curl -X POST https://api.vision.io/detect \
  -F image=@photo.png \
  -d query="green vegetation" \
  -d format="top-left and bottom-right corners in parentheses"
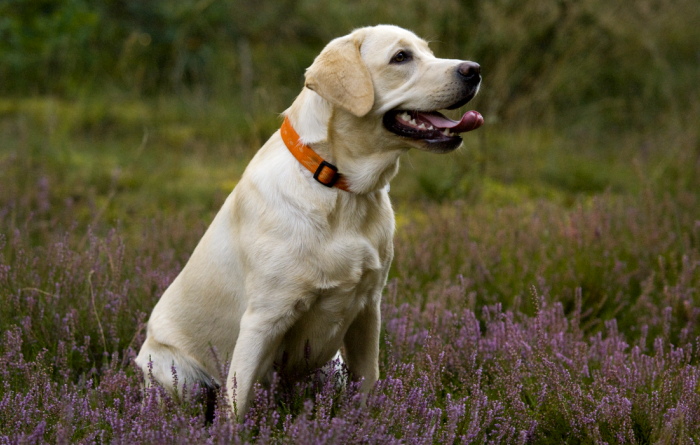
top-left (1, 0), bottom-right (699, 442)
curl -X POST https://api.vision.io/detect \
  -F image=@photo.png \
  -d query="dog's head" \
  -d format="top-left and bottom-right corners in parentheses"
top-left (305, 25), bottom-right (483, 153)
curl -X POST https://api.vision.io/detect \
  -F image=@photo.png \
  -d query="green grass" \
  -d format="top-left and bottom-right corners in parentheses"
top-left (4, 90), bottom-right (697, 343)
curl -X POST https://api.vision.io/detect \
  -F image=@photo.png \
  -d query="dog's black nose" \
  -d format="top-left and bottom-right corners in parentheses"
top-left (457, 62), bottom-right (481, 83)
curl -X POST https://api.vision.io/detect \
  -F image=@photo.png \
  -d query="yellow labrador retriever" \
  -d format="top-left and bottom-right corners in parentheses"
top-left (135, 24), bottom-right (483, 418)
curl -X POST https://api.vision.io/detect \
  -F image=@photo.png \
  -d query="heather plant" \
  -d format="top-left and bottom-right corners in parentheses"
top-left (392, 193), bottom-right (700, 345)
top-left (2, 161), bottom-right (700, 442)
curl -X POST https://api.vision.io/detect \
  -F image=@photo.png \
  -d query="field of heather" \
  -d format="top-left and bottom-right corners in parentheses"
top-left (2, 1), bottom-right (700, 443)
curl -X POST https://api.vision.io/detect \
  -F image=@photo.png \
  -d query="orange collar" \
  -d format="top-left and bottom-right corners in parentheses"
top-left (280, 116), bottom-right (350, 192)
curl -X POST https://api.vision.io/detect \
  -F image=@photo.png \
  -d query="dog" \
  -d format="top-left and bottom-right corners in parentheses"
top-left (135, 24), bottom-right (483, 419)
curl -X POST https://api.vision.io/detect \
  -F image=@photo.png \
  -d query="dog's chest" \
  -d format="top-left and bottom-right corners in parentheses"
top-left (276, 232), bottom-right (389, 373)
top-left (277, 286), bottom-right (377, 373)
top-left (305, 232), bottom-right (385, 320)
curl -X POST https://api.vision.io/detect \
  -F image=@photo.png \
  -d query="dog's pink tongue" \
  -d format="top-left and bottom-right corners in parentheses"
top-left (422, 110), bottom-right (484, 133)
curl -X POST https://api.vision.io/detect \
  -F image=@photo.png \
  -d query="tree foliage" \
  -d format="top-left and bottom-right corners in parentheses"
top-left (1, 0), bottom-right (698, 131)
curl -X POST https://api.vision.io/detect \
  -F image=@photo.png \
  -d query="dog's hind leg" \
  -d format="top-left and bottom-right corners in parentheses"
top-left (135, 337), bottom-right (220, 419)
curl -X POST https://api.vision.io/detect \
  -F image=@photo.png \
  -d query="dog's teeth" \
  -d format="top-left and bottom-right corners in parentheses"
top-left (418, 123), bottom-right (427, 130)
top-left (427, 125), bottom-right (435, 131)
top-left (443, 129), bottom-right (452, 136)
top-left (400, 112), bottom-right (411, 122)
top-left (409, 119), bottom-right (417, 126)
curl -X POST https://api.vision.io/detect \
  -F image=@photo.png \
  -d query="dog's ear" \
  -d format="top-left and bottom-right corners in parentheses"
top-left (305, 35), bottom-right (374, 118)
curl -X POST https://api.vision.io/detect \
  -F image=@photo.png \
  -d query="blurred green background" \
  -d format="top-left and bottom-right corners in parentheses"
top-left (1, 0), bottom-right (699, 232)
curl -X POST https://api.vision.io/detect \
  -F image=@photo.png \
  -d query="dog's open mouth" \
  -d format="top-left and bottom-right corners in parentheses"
top-left (383, 109), bottom-right (484, 152)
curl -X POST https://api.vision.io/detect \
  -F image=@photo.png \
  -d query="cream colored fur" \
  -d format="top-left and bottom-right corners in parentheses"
top-left (135, 24), bottom-right (479, 419)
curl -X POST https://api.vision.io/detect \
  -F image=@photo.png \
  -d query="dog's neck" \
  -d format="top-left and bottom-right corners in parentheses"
top-left (280, 116), bottom-right (351, 191)
top-left (284, 89), bottom-right (404, 194)
top-left (286, 89), bottom-right (334, 146)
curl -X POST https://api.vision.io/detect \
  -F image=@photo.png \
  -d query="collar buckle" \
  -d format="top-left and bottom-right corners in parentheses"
top-left (281, 116), bottom-right (351, 192)
top-left (313, 160), bottom-right (340, 187)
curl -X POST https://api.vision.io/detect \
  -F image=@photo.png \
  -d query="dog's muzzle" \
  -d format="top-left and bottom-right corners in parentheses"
top-left (382, 61), bottom-right (484, 153)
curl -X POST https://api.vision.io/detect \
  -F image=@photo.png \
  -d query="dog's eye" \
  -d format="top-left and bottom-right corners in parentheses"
top-left (391, 51), bottom-right (412, 64)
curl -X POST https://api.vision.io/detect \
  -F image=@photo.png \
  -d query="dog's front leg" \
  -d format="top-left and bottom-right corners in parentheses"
top-left (227, 309), bottom-right (293, 420)
top-left (343, 297), bottom-right (381, 395)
